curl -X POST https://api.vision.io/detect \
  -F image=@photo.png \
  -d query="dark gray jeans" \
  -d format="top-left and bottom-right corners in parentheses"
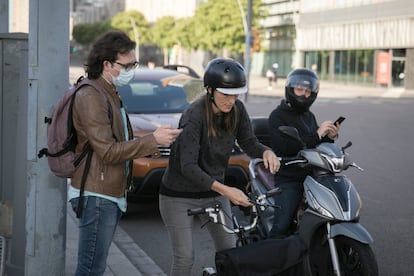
top-left (159, 194), bottom-right (236, 276)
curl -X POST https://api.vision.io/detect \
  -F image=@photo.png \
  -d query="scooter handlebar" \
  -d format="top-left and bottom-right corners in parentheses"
top-left (187, 208), bottom-right (205, 216)
top-left (187, 203), bottom-right (221, 216)
top-left (279, 156), bottom-right (307, 166)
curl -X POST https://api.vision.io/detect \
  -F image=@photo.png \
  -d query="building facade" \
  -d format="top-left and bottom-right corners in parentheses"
top-left (125, 0), bottom-right (203, 24)
top-left (257, 0), bottom-right (414, 90)
top-left (253, 0), bottom-right (300, 77)
top-left (297, 0), bottom-right (414, 89)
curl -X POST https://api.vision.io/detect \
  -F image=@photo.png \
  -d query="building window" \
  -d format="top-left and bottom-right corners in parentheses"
top-left (304, 51), bottom-right (329, 80)
top-left (334, 50), bottom-right (374, 84)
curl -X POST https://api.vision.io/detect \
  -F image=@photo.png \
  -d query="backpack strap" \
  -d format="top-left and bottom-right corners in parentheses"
top-left (76, 146), bottom-right (93, 218)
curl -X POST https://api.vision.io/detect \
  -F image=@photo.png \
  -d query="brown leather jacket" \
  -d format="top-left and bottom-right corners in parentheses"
top-left (71, 77), bottom-right (160, 198)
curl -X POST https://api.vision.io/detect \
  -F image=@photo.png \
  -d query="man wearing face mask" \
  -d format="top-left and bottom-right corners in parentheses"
top-left (267, 68), bottom-right (341, 239)
top-left (69, 31), bottom-right (182, 275)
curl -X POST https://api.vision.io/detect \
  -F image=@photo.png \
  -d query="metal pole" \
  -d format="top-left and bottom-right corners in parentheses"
top-left (25, 0), bottom-right (69, 274)
top-left (244, 0), bottom-right (252, 102)
top-left (236, 0), bottom-right (252, 102)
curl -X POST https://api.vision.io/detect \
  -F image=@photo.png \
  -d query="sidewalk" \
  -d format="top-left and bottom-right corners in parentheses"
top-left (65, 68), bottom-right (414, 276)
top-left (247, 74), bottom-right (414, 99)
top-left (65, 205), bottom-right (166, 276)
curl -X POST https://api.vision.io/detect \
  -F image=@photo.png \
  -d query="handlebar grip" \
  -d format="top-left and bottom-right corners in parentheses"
top-left (265, 187), bottom-right (281, 198)
top-left (279, 156), bottom-right (307, 166)
top-left (187, 208), bottom-right (205, 216)
top-left (280, 156), bottom-right (299, 162)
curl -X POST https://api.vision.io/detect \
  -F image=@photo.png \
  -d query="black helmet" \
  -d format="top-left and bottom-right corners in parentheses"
top-left (285, 68), bottom-right (319, 113)
top-left (204, 58), bottom-right (247, 95)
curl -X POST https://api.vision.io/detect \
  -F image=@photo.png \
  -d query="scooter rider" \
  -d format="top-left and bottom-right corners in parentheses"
top-left (267, 68), bottom-right (341, 239)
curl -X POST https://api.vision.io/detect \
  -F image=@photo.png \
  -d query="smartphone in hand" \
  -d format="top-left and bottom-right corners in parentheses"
top-left (334, 116), bottom-right (346, 125)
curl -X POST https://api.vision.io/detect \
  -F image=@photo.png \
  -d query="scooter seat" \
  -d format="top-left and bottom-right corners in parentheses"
top-left (256, 162), bottom-right (276, 191)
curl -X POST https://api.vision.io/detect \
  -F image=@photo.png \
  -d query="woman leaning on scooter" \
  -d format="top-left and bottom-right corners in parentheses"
top-left (159, 57), bottom-right (280, 276)
top-left (267, 68), bottom-right (341, 239)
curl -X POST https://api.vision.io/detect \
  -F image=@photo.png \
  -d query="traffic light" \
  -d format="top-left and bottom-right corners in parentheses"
top-left (251, 29), bottom-right (260, 52)
top-left (249, 34), bottom-right (254, 47)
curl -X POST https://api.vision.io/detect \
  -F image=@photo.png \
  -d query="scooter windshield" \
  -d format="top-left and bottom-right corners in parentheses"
top-left (316, 143), bottom-right (342, 157)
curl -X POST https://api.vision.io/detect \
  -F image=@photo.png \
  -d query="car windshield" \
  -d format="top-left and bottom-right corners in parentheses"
top-left (118, 77), bottom-right (204, 114)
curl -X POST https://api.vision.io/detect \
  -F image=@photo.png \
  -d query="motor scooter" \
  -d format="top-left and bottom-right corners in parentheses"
top-left (188, 187), bottom-right (307, 275)
top-left (249, 126), bottom-right (378, 276)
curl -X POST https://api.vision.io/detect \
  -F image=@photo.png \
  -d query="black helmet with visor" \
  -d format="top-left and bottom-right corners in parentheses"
top-left (203, 58), bottom-right (248, 95)
top-left (285, 68), bottom-right (319, 113)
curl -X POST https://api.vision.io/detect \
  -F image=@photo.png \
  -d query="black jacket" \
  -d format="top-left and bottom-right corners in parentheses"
top-left (268, 99), bottom-right (333, 181)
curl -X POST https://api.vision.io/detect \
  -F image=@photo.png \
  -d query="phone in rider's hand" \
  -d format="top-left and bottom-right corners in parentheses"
top-left (334, 116), bottom-right (346, 125)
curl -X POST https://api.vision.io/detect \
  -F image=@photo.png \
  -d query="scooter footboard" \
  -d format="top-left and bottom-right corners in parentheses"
top-left (330, 222), bottom-right (374, 244)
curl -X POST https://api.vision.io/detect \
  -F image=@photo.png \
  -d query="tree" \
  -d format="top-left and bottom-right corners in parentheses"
top-left (191, 0), bottom-right (263, 56)
top-left (173, 17), bottom-right (197, 51)
top-left (152, 16), bottom-right (176, 49)
top-left (72, 21), bottom-right (112, 46)
top-left (110, 10), bottom-right (151, 44)
top-left (152, 16), bottom-right (177, 64)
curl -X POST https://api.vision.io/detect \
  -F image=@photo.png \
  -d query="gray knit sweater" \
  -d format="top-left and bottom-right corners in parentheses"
top-left (160, 96), bottom-right (268, 198)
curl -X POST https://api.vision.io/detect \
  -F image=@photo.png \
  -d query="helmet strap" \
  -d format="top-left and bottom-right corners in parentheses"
top-left (207, 88), bottom-right (219, 109)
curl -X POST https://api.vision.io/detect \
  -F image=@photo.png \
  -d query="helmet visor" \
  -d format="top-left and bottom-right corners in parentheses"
top-left (287, 74), bottom-right (319, 94)
top-left (216, 85), bottom-right (248, 95)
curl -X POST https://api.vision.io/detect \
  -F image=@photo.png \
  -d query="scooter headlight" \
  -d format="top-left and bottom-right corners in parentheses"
top-left (308, 191), bottom-right (335, 219)
top-left (320, 154), bottom-right (344, 173)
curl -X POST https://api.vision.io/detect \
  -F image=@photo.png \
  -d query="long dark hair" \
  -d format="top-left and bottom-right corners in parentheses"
top-left (204, 89), bottom-right (238, 138)
top-left (85, 31), bottom-right (136, 79)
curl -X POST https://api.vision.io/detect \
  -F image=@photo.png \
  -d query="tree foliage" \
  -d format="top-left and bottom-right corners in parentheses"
top-left (152, 16), bottom-right (177, 49)
top-left (192, 0), bottom-right (263, 55)
top-left (193, 0), bottom-right (245, 54)
top-left (173, 17), bottom-right (197, 50)
top-left (72, 21), bottom-right (112, 45)
top-left (72, 1), bottom-right (264, 56)
top-left (110, 10), bottom-right (151, 44)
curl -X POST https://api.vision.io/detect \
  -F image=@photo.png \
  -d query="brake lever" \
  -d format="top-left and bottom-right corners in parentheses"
top-left (249, 199), bottom-right (280, 209)
top-left (350, 162), bottom-right (364, 171)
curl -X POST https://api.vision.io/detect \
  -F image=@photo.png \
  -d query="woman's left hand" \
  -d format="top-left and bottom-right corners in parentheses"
top-left (262, 149), bottom-right (280, 174)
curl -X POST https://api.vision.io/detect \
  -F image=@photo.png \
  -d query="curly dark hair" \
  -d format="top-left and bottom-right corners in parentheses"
top-left (85, 31), bottom-right (136, 79)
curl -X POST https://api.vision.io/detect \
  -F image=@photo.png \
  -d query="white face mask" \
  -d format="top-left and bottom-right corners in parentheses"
top-left (112, 69), bottom-right (134, 87)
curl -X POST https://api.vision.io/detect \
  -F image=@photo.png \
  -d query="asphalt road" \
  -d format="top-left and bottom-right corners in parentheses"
top-left (121, 95), bottom-right (414, 275)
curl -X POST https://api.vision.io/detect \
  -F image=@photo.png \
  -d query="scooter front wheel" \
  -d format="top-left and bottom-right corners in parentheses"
top-left (335, 236), bottom-right (378, 276)
top-left (309, 235), bottom-right (378, 276)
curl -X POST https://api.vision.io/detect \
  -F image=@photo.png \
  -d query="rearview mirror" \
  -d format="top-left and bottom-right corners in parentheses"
top-left (278, 126), bottom-right (306, 148)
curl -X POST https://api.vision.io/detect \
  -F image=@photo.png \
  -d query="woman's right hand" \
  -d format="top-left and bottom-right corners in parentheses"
top-left (317, 120), bottom-right (337, 139)
top-left (211, 181), bottom-right (252, 207)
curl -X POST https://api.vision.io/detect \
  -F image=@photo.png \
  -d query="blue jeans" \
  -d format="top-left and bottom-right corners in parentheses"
top-left (70, 196), bottom-right (122, 276)
top-left (159, 195), bottom-right (236, 276)
top-left (268, 178), bottom-right (303, 239)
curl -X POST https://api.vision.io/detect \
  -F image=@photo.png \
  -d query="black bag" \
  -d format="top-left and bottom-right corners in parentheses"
top-left (215, 235), bottom-right (307, 276)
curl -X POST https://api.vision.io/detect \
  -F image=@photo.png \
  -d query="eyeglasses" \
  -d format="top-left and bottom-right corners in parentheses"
top-left (114, 61), bottom-right (139, 72)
